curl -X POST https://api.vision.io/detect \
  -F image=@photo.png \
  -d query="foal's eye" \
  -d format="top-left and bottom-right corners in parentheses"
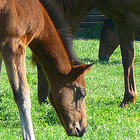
top-left (74, 87), bottom-right (86, 98)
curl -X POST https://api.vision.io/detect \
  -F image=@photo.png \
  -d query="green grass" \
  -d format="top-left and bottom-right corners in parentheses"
top-left (0, 39), bottom-right (140, 140)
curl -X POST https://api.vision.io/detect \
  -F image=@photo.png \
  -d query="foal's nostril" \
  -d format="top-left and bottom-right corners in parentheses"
top-left (67, 127), bottom-right (86, 137)
top-left (76, 127), bottom-right (80, 134)
top-left (76, 127), bottom-right (86, 137)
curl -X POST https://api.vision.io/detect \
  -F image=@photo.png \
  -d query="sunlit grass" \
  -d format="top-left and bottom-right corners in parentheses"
top-left (0, 39), bottom-right (140, 140)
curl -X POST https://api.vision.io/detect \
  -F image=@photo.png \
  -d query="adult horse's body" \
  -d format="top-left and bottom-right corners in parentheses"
top-left (54, 0), bottom-right (118, 60)
top-left (37, 0), bottom-right (138, 107)
top-left (0, 0), bottom-right (93, 139)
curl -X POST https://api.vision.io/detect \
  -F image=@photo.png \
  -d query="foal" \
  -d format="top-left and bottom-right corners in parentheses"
top-left (0, 0), bottom-right (93, 139)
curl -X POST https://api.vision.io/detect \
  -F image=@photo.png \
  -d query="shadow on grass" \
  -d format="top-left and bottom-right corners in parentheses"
top-left (80, 58), bottom-right (96, 63)
top-left (99, 60), bottom-right (121, 65)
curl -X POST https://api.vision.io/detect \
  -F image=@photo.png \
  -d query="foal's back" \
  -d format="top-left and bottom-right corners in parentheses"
top-left (0, 0), bottom-right (44, 47)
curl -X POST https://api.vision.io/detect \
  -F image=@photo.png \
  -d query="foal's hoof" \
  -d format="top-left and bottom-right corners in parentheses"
top-left (119, 93), bottom-right (138, 107)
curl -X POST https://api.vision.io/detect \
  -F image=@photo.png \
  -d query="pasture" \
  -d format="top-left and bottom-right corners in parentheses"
top-left (0, 39), bottom-right (139, 140)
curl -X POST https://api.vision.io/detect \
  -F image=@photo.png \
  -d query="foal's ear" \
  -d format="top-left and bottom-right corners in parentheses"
top-left (68, 62), bottom-right (95, 80)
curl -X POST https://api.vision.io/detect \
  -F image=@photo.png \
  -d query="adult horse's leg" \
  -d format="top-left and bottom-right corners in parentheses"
top-left (114, 19), bottom-right (138, 107)
top-left (1, 41), bottom-right (35, 140)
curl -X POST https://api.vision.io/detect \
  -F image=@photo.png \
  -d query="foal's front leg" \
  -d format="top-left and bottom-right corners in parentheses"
top-left (115, 19), bottom-right (138, 107)
top-left (37, 62), bottom-right (49, 104)
top-left (1, 40), bottom-right (35, 140)
top-left (31, 54), bottom-right (49, 104)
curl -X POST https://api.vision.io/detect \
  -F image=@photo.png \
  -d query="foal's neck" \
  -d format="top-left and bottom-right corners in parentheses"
top-left (30, 8), bottom-right (73, 83)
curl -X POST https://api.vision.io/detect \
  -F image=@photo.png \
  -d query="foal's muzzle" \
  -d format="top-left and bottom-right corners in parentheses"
top-left (66, 122), bottom-right (87, 137)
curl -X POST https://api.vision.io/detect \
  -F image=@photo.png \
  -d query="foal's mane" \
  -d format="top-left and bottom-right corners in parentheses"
top-left (39, 0), bottom-right (81, 64)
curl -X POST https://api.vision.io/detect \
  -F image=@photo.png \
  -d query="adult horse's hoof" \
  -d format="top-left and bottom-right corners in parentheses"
top-left (119, 92), bottom-right (138, 107)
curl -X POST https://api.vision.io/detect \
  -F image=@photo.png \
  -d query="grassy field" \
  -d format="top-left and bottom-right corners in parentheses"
top-left (0, 39), bottom-right (140, 140)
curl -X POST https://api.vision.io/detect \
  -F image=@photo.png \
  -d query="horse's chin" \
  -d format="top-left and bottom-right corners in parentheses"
top-left (59, 112), bottom-right (87, 137)
top-left (62, 117), bottom-right (87, 137)
top-left (49, 92), bottom-right (87, 137)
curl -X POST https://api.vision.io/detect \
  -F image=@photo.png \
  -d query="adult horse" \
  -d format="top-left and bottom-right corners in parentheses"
top-left (37, 0), bottom-right (138, 107)
top-left (0, 0), bottom-right (93, 139)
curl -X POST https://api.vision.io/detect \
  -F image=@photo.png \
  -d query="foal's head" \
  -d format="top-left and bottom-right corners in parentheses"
top-left (48, 64), bottom-right (93, 137)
